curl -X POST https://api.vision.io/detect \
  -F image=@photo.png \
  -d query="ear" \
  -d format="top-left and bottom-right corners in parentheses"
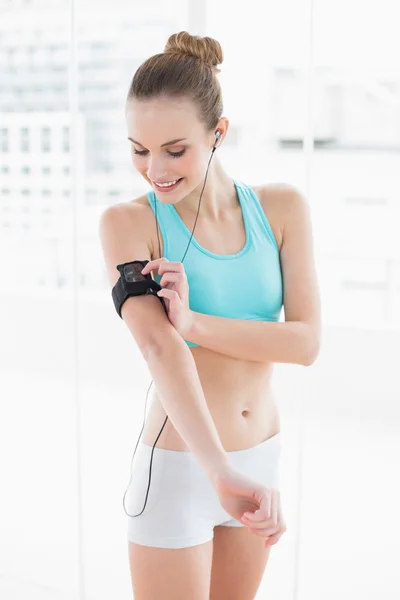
top-left (214, 116), bottom-right (229, 147)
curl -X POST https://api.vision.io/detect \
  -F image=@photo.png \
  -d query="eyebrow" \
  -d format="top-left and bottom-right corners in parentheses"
top-left (127, 137), bottom-right (188, 148)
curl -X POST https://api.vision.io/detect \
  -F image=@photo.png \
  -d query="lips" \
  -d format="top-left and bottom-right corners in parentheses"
top-left (153, 178), bottom-right (183, 192)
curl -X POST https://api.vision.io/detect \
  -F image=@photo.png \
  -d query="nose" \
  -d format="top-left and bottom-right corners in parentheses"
top-left (146, 155), bottom-right (168, 183)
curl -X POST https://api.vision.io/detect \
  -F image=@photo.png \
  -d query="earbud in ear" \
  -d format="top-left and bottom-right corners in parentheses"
top-left (214, 130), bottom-right (222, 148)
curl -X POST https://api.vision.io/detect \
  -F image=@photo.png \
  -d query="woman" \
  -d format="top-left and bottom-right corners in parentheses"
top-left (99, 31), bottom-right (321, 600)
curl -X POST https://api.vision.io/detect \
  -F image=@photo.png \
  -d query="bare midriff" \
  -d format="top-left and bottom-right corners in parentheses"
top-left (141, 346), bottom-right (280, 452)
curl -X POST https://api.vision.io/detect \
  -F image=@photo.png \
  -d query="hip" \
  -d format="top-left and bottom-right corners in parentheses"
top-left (125, 430), bottom-right (282, 547)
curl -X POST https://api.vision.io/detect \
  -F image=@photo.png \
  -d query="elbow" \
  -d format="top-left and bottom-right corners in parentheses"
top-left (141, 339), bottom-right (167, 363)
top-left (301, 330), bottom-right (321, 366)
top-left (141, 330), bottom-right (185, 362)
top-left (141, 341), bottom-right (161, 363)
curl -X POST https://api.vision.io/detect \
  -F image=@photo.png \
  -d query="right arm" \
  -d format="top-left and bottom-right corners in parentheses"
top-left (98, 203), bottom-right (231, 481)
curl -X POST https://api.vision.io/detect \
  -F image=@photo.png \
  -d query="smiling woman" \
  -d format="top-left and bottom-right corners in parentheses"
top-left (99, 29), bottom-right (320, 600)
top-left (124, 91), bottom-right (226, 208)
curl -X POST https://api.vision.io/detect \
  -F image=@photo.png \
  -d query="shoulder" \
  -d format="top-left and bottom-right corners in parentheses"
top-left (99, 195), bottom-right (145, 228)
top-left (99, 193), bottom-right (155, 253)
top-left (251, 182), bottom-right (309, 250)
top-left (253, 182), bottom-right (307, 216)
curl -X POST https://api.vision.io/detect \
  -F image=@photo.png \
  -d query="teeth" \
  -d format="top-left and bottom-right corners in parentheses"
top-left (156, 179), bottom-right (179, 187)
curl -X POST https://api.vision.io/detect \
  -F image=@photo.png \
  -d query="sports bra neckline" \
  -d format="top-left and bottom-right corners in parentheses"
top-left (156, 178), bottom-right (252, 260)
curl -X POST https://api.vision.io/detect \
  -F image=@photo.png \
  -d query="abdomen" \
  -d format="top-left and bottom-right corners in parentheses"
top-left (141, 347), bottom-right (280, 452)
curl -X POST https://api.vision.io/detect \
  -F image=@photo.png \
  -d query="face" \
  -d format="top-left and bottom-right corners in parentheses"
top-left (125, 96), bottom-right (220, 203)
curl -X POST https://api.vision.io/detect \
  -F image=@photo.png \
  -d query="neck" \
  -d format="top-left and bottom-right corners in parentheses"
top-left (177, 157), bottom-right (238, 220)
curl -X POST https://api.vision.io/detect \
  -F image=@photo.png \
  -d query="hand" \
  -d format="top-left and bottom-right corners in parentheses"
top-left (141, 257), bottom-right (194, 338)
top-left (212, 464), bottom-right (287, 548)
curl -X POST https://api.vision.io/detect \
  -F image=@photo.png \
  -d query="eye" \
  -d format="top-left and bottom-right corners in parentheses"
top-left (169, 149), bottom-right (185, 158)
top-left (132, 148), bottom-right (186, 159)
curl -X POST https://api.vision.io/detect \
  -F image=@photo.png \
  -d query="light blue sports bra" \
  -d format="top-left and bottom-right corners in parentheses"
top-left (146, 179), bottom-right (283, 347)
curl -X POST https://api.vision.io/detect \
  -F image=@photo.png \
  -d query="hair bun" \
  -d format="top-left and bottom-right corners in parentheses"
top-left (164, 31), bottom-right (223, 73)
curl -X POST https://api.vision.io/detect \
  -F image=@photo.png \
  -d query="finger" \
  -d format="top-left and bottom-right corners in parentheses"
top-left (259, 489), bottom-right (272, 520)
top-left (158, 261), bottom-right (185, 275)
top-left (244, 490), bottom-right (278, 528)
top-left (157, 289), bottom-right (180, 302)
top-left (248, 525), bottom-right (280, 539)
top-left (159, 273), bottom-right (184, 287)
top-left (243, 489), bottom-right (272, 523)
top-left (270, 490), bottom-right (279, 527)
top-left (264, 532), bottom-right (283, 548)
top-left (261, 507), bottom-right (287, 545)
top-left (243, 499), bottom-right (283, 532)
top-left (258, 525), bottom-right (280, 536)
top-left (276, 493), bottom-right (286, 534)
top-left (242, 515), bottom-right (276, 530)
top-left (246, 518), bottom-right (280, 535)
top-left (255, 488), bottom-right (272, 521)
top-left (242, 511), bottom-right (264, 524)
top-left (141, 257), bottom-right (168, 274)
top-left (250, 500), bottom-right (287, 542)
top-left (251, 496), bottom-right (285, 534)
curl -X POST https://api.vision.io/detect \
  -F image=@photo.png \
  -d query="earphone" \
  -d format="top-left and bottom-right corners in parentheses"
top-left (214, 129), bottom-right (222, 148)
top-left (123, 129), bottom-right (222, 517)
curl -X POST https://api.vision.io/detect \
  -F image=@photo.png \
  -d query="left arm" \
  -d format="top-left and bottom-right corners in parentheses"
top-left (186, 185), bottom-right (322, 366)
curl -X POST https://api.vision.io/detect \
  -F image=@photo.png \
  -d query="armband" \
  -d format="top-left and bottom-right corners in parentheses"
top-left (111, 260), bottom-right (167, 318)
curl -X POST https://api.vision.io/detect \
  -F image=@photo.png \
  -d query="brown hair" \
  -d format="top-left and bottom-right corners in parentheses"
top-left (126, 31), bottom-right (224, 133)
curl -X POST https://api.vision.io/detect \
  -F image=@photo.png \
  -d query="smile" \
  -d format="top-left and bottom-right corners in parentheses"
top-left (153, 178), bottom-right (183, 192)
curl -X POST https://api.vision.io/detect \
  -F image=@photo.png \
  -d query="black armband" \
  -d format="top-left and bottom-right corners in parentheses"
top-left (111, 260), bottom-right (167, 318)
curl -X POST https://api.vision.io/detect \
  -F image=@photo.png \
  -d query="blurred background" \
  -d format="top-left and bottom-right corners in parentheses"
top-left (0, 0), bottom-right (399, 598)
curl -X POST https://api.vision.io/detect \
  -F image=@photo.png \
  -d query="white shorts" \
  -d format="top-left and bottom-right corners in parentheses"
top-left (125, 432), bottom-right (282, 549)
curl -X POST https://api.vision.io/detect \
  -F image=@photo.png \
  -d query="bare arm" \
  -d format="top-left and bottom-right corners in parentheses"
top-left (186, 185), bottom-right (321, 365)
top-left (144, 338), bottom-right (229, 478)
top-left (98, 203), bottom-right (230, 481)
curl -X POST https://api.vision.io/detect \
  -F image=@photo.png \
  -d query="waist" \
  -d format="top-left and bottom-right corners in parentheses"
top-left (143, 350), bottom-right (279, 451)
